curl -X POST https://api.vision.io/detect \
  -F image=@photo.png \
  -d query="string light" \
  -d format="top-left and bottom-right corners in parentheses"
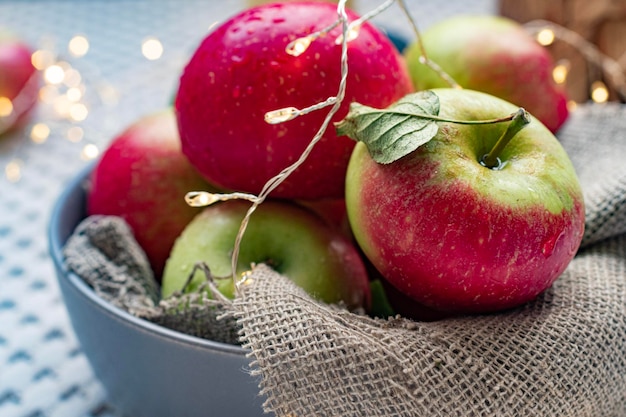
top-left (44, 64), bottom-right (65, 84)
top-left (184, 191), bottom-right (259, 207)
top-left (286, 36), bottom-right (313, 57)
top-left (524, 19), bottom-right (626, 102)
top-left (536, 28), bottom-right (555, 46)
top-left (68, 35), bottom-right (89, 57)
top-left (142, 37), bottom-right (164, 60)
top-left (0, 97), bottom-right (13, 117)
top-left (67, 126), bottom-right (84, 142)
top-left (591, 80), bottom-right (609, 103)
top-left (552, 60), bottom-right (570, 84)
top-left (30, 123), bottom-right (50, 143)
top-left (80, 143), bottom-right (99, 160)
top-left (5, 159), bottom-right (22, 183)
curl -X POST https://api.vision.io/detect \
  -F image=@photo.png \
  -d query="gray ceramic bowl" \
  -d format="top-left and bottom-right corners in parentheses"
top-left (48, 165), bottom-right (267, 417)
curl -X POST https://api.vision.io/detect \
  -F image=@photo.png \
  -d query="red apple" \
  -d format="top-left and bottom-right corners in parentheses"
top-left (404, 15), bottom-right (569, 133)
top-left (87, 109), bottom-right (215, 278)
top-left (0, 28), bottom-right (38, 135)
top-left (175, 1), bottom-right (413, 200)
top-left (162, 199), bottom-right (371, 310)
top-left (339, 88), bottom-right (585, 314)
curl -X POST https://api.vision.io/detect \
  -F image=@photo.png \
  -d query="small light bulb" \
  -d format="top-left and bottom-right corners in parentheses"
top-left (44, 65), bottom-right (65, 85)
top-left (552, 60), bottom-right (570, 84)
top-left (265, 107), bottom-right (300, 124)
top-left (68, 35), bottom-right (89, 57)
top-left (0, 97), bottom-right (13, 117)
top-left (591, 81), bottom-right (609, 103)
top-left (536, 28), bottom-right (555, 46)
top-left (566, 100), bottom-right (578, 112)
top-left (31, 49), bottom-right (55, 70)
top-left (30, 123), bottom-right (50, 143)
top-left (142, 37), bottom-right (163, 60)
top-left (67, 126), bottom-right (84, 142)
top-left (286, 36), bottom-right (313, 57)
top-left (81, 144), bottom-right (99, 160)
top-left (5, 159), bottom-right (22, 182)
top-left (335, 24), bottom-right (361, 45)
top-left (185, 191), bottom-right (219, 207)
top-left (69, 103), bottom-right (88, 121)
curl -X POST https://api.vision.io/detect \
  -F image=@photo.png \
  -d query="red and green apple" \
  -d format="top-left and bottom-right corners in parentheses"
top-left (161, 199), bottom-right (371, 311)
top-left (87, 108), bottom-right (215, 278)
top-left (175, 1), bottom-right (413, 200)
top-left (404, 15), bottom-right (569, 133)
top-left (338, 88), bottom-right (585, 314)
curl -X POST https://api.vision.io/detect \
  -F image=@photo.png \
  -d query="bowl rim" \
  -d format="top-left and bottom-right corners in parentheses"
top-left (48, 163), bottom-right (249, 356)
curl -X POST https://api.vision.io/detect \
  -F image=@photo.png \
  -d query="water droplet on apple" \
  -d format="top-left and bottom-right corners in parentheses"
top-left (541, 231), bottom-right (564, 258)
top-left (232, 85), bottom-right (241, 98)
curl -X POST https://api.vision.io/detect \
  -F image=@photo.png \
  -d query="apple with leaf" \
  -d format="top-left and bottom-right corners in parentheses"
top-left (337, 88), bottom-right (585, 314)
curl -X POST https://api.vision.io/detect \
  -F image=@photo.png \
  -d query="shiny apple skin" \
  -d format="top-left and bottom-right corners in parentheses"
top-left (175, 1), bottom-right (413, 200)
top-left (345, 88), bottom-right (585, 314)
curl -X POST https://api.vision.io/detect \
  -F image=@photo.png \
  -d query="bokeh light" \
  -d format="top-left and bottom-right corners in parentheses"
top-left (141, 37), bottom-right (163, 60)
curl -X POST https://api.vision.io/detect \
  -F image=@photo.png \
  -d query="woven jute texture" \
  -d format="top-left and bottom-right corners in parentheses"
top-left (63, 103), bottom-right (626, 416)
top-left (230, 104), bottom-right (626, 417)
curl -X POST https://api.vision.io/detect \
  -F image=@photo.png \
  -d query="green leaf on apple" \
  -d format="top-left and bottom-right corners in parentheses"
top-left (335, 90), bottom-right (440, 164)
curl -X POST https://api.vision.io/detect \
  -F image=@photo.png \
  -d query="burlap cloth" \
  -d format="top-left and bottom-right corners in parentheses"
top-left (64, 103), bottom-right (626, 416)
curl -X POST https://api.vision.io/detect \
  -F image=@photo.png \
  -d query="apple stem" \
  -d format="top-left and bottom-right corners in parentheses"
top-left (480, 108), bottom-right (531, 169)
top-left (397, 0), bottom-right (461, 89)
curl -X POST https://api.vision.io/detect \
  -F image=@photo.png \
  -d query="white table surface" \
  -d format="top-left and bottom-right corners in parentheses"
top-left (0, 1), bottom-right (496, 415)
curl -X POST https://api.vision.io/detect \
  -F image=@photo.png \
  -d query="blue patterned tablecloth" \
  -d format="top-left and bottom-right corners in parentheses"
top-left (0, 1), bottom-right (495, 415)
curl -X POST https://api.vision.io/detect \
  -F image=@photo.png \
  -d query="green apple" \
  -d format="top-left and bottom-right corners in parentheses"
top-left (161, 199), bottom-right (371, 310)
top-left (404, 15), bottom-right (569, 133)
top-left (339, 88), bottom-right (585, 314)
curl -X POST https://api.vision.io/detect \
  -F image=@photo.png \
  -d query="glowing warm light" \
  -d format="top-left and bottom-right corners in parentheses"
top-left (185, 191), bottom-right (219, 207)
top-left (536, 28), bottom-right (555, 46)
top-left (335, 24), bottom-right (360, 45)
top-left (39, 85), bottom-right (59, 103)
top-left (44, 65), bottom-right (65, 84)
top-left (81, 143), bottom-right (99, 160)
top-left (66, 87), bottom-right (83, 102)
top-left (69, 103), bottom-right (88, 121)
top-left (97, 84), bottom-right (119, 106)
top-left (286, 36), bottom-right (313, 57)
top-left (31, 49), bottom-right (55, 70)
top-left (142, 37), bottom-right (163, 60)
top-left (30, 123), bottom-right (50, 143)
top-left (5, 159), bottom-right (22, 182)
top-left (63, 68), bottom-right (82, 87)
top-left (265, 106), bottom-right (300, 124)
top-left (53, 95), bottom-right (72, 117)
top-left (68, 35), bottom-right (89, 57)
top-left (591, 81), bottom-right (609, 103)
top-left (0, 97), bottom-right (13, 117)
top-left (552, 61), bottom-right (570, 84)
top-left (567, 100), bottom-right (578, 112)
top-left (67, 126), bottom-right (84, 142)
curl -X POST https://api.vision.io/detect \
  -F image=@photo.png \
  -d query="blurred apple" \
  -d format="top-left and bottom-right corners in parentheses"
top-left (175, 1), bottom-right (413, 200)
top-left (0, 28), bottom-right (38, 135)
top-left (161, 199), bottom-right (371, 311)
top-left (404, 15), bottom-right (569, 133)
top-left (339, 88), bottom-right (584, 314)
top-left (87, 109), bottom-right (215, 278)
